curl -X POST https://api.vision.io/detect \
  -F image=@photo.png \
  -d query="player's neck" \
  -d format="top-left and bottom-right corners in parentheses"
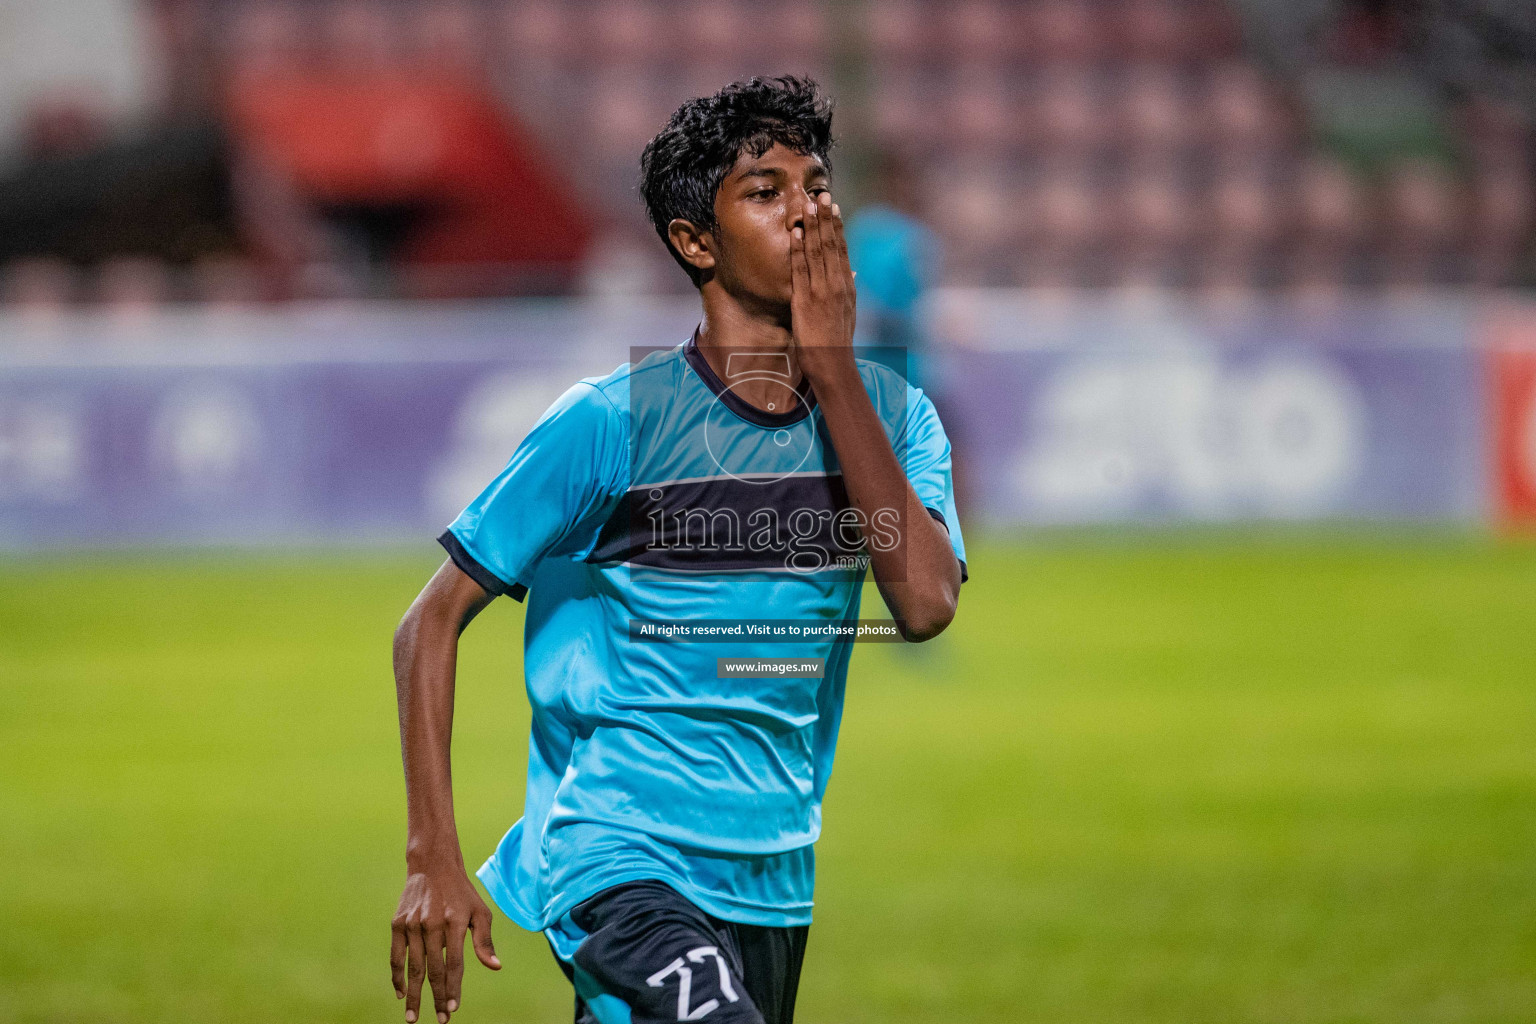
top-left (693, 291), bottom-right (804, 412)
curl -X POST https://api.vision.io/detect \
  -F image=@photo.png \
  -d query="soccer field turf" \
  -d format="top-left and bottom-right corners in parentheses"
top-left (1, 534), bottom-right (1533, 1024)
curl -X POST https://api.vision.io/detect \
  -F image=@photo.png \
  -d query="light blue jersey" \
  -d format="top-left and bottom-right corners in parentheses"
top-left (440, 332), bottom-right (966, 958)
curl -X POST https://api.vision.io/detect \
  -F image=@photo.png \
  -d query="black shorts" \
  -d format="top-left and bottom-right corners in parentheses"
top-left (551, 880), bottom-right (809, 1024)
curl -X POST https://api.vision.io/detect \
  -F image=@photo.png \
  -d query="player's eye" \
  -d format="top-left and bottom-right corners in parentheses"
top-left (749, 189), bottom-right (776, 201)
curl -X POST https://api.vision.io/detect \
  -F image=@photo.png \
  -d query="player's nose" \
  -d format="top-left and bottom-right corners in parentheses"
top-left (786, 188), bottom-right (808, 232)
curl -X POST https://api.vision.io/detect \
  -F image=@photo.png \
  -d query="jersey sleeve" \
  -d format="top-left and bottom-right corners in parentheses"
top-left (902, 387), bottom-right (968, 583)
top-left (439, 381), bottom-right (628, 600)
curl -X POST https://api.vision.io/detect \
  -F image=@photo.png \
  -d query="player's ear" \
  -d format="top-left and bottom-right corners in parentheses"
top-left (668, 218), bottom-right (716, 275)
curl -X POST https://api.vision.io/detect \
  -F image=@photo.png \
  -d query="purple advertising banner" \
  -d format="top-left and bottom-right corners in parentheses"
top-left (0, 294), bottom-right (1490, 547)
top-left (929, 293), bottom-right (1487, 525)
top-left (0, 300), bottom-right (693, 547)
top-left (942, 344), bottom-right (1486, 525)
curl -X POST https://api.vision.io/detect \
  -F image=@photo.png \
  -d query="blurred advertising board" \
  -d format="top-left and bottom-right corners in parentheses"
top-left (0, 294), bottom-right (1508, 548)
top-left (0, 301), bottom-right (690, 547)
top-left (933, 293), bottom-right (1488, 527)
top-left (1487, 307), bottom-right (1536, 529)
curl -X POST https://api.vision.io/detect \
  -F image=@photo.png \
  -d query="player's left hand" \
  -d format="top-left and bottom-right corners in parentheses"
top-left (789, 191), bottom-right (857, 380)
top-left (390, 865), bottom-right (500, 1023)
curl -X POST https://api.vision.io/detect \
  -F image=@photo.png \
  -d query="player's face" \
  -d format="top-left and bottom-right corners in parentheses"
top-left (711, 143), bottom-right (831, 308)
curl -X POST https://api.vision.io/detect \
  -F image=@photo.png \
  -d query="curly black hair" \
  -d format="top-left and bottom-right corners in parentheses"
top-left (640, 75), bottom-right (835, 287)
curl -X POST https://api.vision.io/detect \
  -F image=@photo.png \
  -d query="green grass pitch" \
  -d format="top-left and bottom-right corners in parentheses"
top-left (1, 534), bottom-right (1533, 1023)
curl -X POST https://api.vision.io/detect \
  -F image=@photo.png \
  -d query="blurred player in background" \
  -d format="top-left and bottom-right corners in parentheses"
top-left (389, 76), bottom-right (965, 1024)
top-left (846, 148), bottom-right (939, 389)
top-left (846, 147), bottom-right (972, 544)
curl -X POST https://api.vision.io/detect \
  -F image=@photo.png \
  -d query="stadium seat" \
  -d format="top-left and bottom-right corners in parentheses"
top-left (1209, 172), bottom-right (1280, 250)
top-left (1379, 160), bottom-right (1467, 289)
top-left (190, 256), bottom-right (269, 307)
top-left (1283, 239), bottom-right (1356, 299)
top-left (1295, 157), bottom-right (1370, 246)
top-left (943, 70), bottom-right (1021, 154)
top-left (678, 0), bottom-right (754, 66)
top-left (1117, 66), bottom-right (1193, 159)
top-left (941, 0), bottom-right (1026, 64)
top-left (585, 74), bottom-right (669, 163)
top-left (1114, 0), bottom-right (1190, 63)
top-left (497, 0), bottom-right (573, 65)
top-left (871, 71), bottom-right (944, 155)
top-left (1034, 174), bottom-right (1107, 258)
top-left (404, 1), bottom-right (489, 75)
top-left (1201, 63), bottom-right (1289, 157)
top-left (1115, 175), bottom-right (1192, 284)
top-left (1032, 68), bottom-right (1107, 159)
top-left (1027, 0), bottom-right (1104, 63)
top-left (322, 0), bottom-right (402, 74)
top-left (586, 0), bottom-right (664, 67)
top-left (1193, 239), bottom-right (1268, 299)
top-left (1468, 166), bottom-right (1535, 283)
top-left (95, 256), bottom-right (173, 313)
top-left (1385, 161), bottom-right (1464, 242)
top-left (225, 1), bottom-right (311, 77)
top-left (0, 258), bottom-right (79, 313)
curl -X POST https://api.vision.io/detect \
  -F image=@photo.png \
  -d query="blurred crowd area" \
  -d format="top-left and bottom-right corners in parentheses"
top-left (1, 0), bottom-right (1534, 312)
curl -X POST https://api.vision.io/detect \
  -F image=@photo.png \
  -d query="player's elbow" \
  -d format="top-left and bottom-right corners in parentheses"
top-left (392, 603), bottom-right (423, 667)
top-left (393, 589), bottom-right (449, 660)
top-left (899, 590), bottom-right (957, 644)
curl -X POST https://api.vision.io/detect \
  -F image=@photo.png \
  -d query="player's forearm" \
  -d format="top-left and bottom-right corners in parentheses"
top-left (393, 562), bottom-right (497, 867)
top-left (807, 362), bottom-right (960, 640)
top-left (393, 601), bottom-right (468, 869)
top-left (874, 488), bottom-right (961, 641)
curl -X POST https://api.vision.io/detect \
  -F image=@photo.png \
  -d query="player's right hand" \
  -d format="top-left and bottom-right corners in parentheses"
top-left (788, 191), bottom-right (857, 374)
top-left (391, 865), bottom-right (501, 1023)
